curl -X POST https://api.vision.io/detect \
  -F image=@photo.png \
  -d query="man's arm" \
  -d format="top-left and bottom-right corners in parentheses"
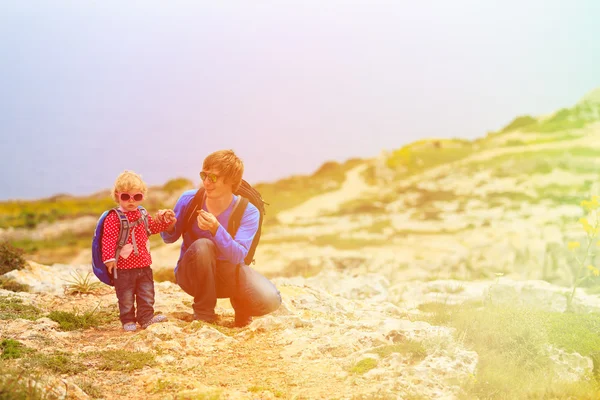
top-left (160, 190), bottom-right (195, 243)
top-left (212, 203), bottom-right (259, 265)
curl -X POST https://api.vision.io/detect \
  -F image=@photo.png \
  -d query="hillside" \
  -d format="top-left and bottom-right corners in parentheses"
top-left (2, 87), bottom-right (600, 398)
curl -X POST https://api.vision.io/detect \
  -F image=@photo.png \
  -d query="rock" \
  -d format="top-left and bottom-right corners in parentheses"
top-left (547, 346), bottom-right (593, 382)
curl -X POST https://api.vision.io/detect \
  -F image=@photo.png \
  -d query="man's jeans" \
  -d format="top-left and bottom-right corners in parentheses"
top-left (176, 238), bottom-right (282, 322)
top-left (114, 267), bottom-right (156, 326)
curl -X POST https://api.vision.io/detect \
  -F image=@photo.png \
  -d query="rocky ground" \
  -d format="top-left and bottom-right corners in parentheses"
top-left (1, 260), bottom-right (596, 400)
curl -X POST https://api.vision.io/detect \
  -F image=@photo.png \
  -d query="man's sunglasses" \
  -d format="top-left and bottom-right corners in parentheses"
top-left (200, 172), bottom-right (219, 183)
top-left (120, 193), bottom-right (144, 201)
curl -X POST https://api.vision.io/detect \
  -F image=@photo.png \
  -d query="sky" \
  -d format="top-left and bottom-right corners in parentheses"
top-left (1, 0), bottom-right (599, 200)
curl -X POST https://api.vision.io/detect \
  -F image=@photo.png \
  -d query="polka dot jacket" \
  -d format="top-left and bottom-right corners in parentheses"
top-left (101, 208), bottom-right (171, 270)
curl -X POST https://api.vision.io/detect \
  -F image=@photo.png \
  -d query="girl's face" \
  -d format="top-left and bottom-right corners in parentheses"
top-left (117, 189), bottom-right (144, 211)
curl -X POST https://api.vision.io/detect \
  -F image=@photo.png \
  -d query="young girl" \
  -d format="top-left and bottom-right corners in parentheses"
top-left (102, 170), bottom-right (176, 331)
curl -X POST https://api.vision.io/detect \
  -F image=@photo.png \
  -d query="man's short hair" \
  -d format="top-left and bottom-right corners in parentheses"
top-left (203, 149), bottom-right (244, 191)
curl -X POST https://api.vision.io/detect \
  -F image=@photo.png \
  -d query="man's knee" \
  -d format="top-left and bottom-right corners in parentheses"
top-left (184, 238), bottom-right (217, 266)
top-left (187, 238), bottom-right (216, 255)
top-left (177, 239), bottom-right (217, 294)
top-left (255, 284), bottom-right (282, 317)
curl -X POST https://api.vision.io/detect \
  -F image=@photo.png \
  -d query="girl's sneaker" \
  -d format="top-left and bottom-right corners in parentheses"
top-left (123, 322), bottom-right (137, 332)
top-left (141, 314), bottom-right (167, 329)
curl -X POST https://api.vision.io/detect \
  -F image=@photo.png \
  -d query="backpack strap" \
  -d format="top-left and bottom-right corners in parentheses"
top-left (228, 196), bottom-right (249, 288)
top-left (183, 188), bottom-right (206, 235)
top-left (227, 196), bottom-right (248, 238)
top-left (112, 208), bottom-right (130, 280)
top-left (137, 206), bottom-right (151, 236)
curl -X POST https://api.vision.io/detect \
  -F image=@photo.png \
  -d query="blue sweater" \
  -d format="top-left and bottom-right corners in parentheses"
top-left (161, 189), bottom-right (259, 274)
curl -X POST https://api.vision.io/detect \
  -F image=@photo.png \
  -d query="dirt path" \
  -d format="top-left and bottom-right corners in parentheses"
top-left (277, 164), bottom-right (377, 224)
top-left (66, 310), bottom-right (352, 400)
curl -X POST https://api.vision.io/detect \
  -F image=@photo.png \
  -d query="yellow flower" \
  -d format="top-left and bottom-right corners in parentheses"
top-left (588, 265), bottom-right (600, 277)
top-left (568, 242), bottom-right (581, 251)
top-left (495, 272), bottom-right (504, 277)
top-left (579, 217), bottom-right (594, 234)
top-left (580, 217), bottom-right (590, 227)
top-left (582, 197), bottom-right (600, 211)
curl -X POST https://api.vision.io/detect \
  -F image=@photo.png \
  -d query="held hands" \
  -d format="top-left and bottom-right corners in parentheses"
top-left (197, 209), bottom-right (219, 236)
top-left (157, 209), bottom-right (177, 226)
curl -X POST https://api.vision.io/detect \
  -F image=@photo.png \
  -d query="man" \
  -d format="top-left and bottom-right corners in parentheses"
top-left (161, 149), bottom-right (281, 327)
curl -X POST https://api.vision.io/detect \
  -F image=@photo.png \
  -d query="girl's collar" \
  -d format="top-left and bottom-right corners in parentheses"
top-left (118, 206), bottom-right (138, 213)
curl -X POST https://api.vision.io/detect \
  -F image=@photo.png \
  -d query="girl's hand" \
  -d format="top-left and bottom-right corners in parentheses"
top-left (105, 261), bottom-right (116, 274)
top-left (157, 209), bottom-right (176, 225)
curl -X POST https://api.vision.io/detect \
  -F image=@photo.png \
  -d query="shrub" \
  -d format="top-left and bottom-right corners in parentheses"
top-left (162, 178), bottom-right (193, 194)
top-left (63, 271), bottom-right (103, 295)
top-left (500, 115), bottom-right (537, 132)
top-left (0, 241), bottom-right (27, 275)
top-left (1, 339), bottom-right (28, 359)
top-left (153, 267), bottom-right (176, 283)
top-left (0, 277), bottom-right (30, 292)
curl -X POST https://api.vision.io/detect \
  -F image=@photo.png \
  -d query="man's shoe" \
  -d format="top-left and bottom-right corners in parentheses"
top-left (234, 314), bottom-right (252, 328)
top-left (193, 313), bottom-right (218, 324)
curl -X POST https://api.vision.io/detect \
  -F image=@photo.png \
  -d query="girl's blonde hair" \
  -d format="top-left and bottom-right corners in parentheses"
top-left (112, 170), bottom-right (147, 203)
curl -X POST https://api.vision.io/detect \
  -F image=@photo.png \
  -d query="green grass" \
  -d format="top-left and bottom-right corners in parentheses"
top-left (91, 349), bottom-right (156, 372)
top-left (372, 342), bottom-right (427, 364)
top-left (349, 358), bottom-right (378, 375)
top-left (416, 302), bottom-right (600, 399)
top-left (25, 351), bottom-right (85, 375)
top-left (47, 305), bottom-right (116, 331)
top-left (0, 296), bottom-right (43, 320)
top-left (1, 339), bottom-right (30, 360)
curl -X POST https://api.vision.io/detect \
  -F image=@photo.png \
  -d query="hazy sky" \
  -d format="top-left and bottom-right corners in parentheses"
top-left (1, 0), bottom-right (599, 200)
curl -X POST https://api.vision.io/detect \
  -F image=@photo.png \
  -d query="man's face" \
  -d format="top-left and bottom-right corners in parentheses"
top-left (200, 169), bottom-right (232, 198)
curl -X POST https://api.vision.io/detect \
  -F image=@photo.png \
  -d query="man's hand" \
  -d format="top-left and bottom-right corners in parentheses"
top-left (105, 261), bottom-right (116, 275)
top-left (197, 209), bottom-right (219, 236)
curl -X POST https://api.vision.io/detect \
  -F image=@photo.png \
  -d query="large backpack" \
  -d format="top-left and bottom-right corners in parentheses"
top-left (183, 179), bottom-right (267, 266)
top-left (91, 206), bottom-right (151, 286)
